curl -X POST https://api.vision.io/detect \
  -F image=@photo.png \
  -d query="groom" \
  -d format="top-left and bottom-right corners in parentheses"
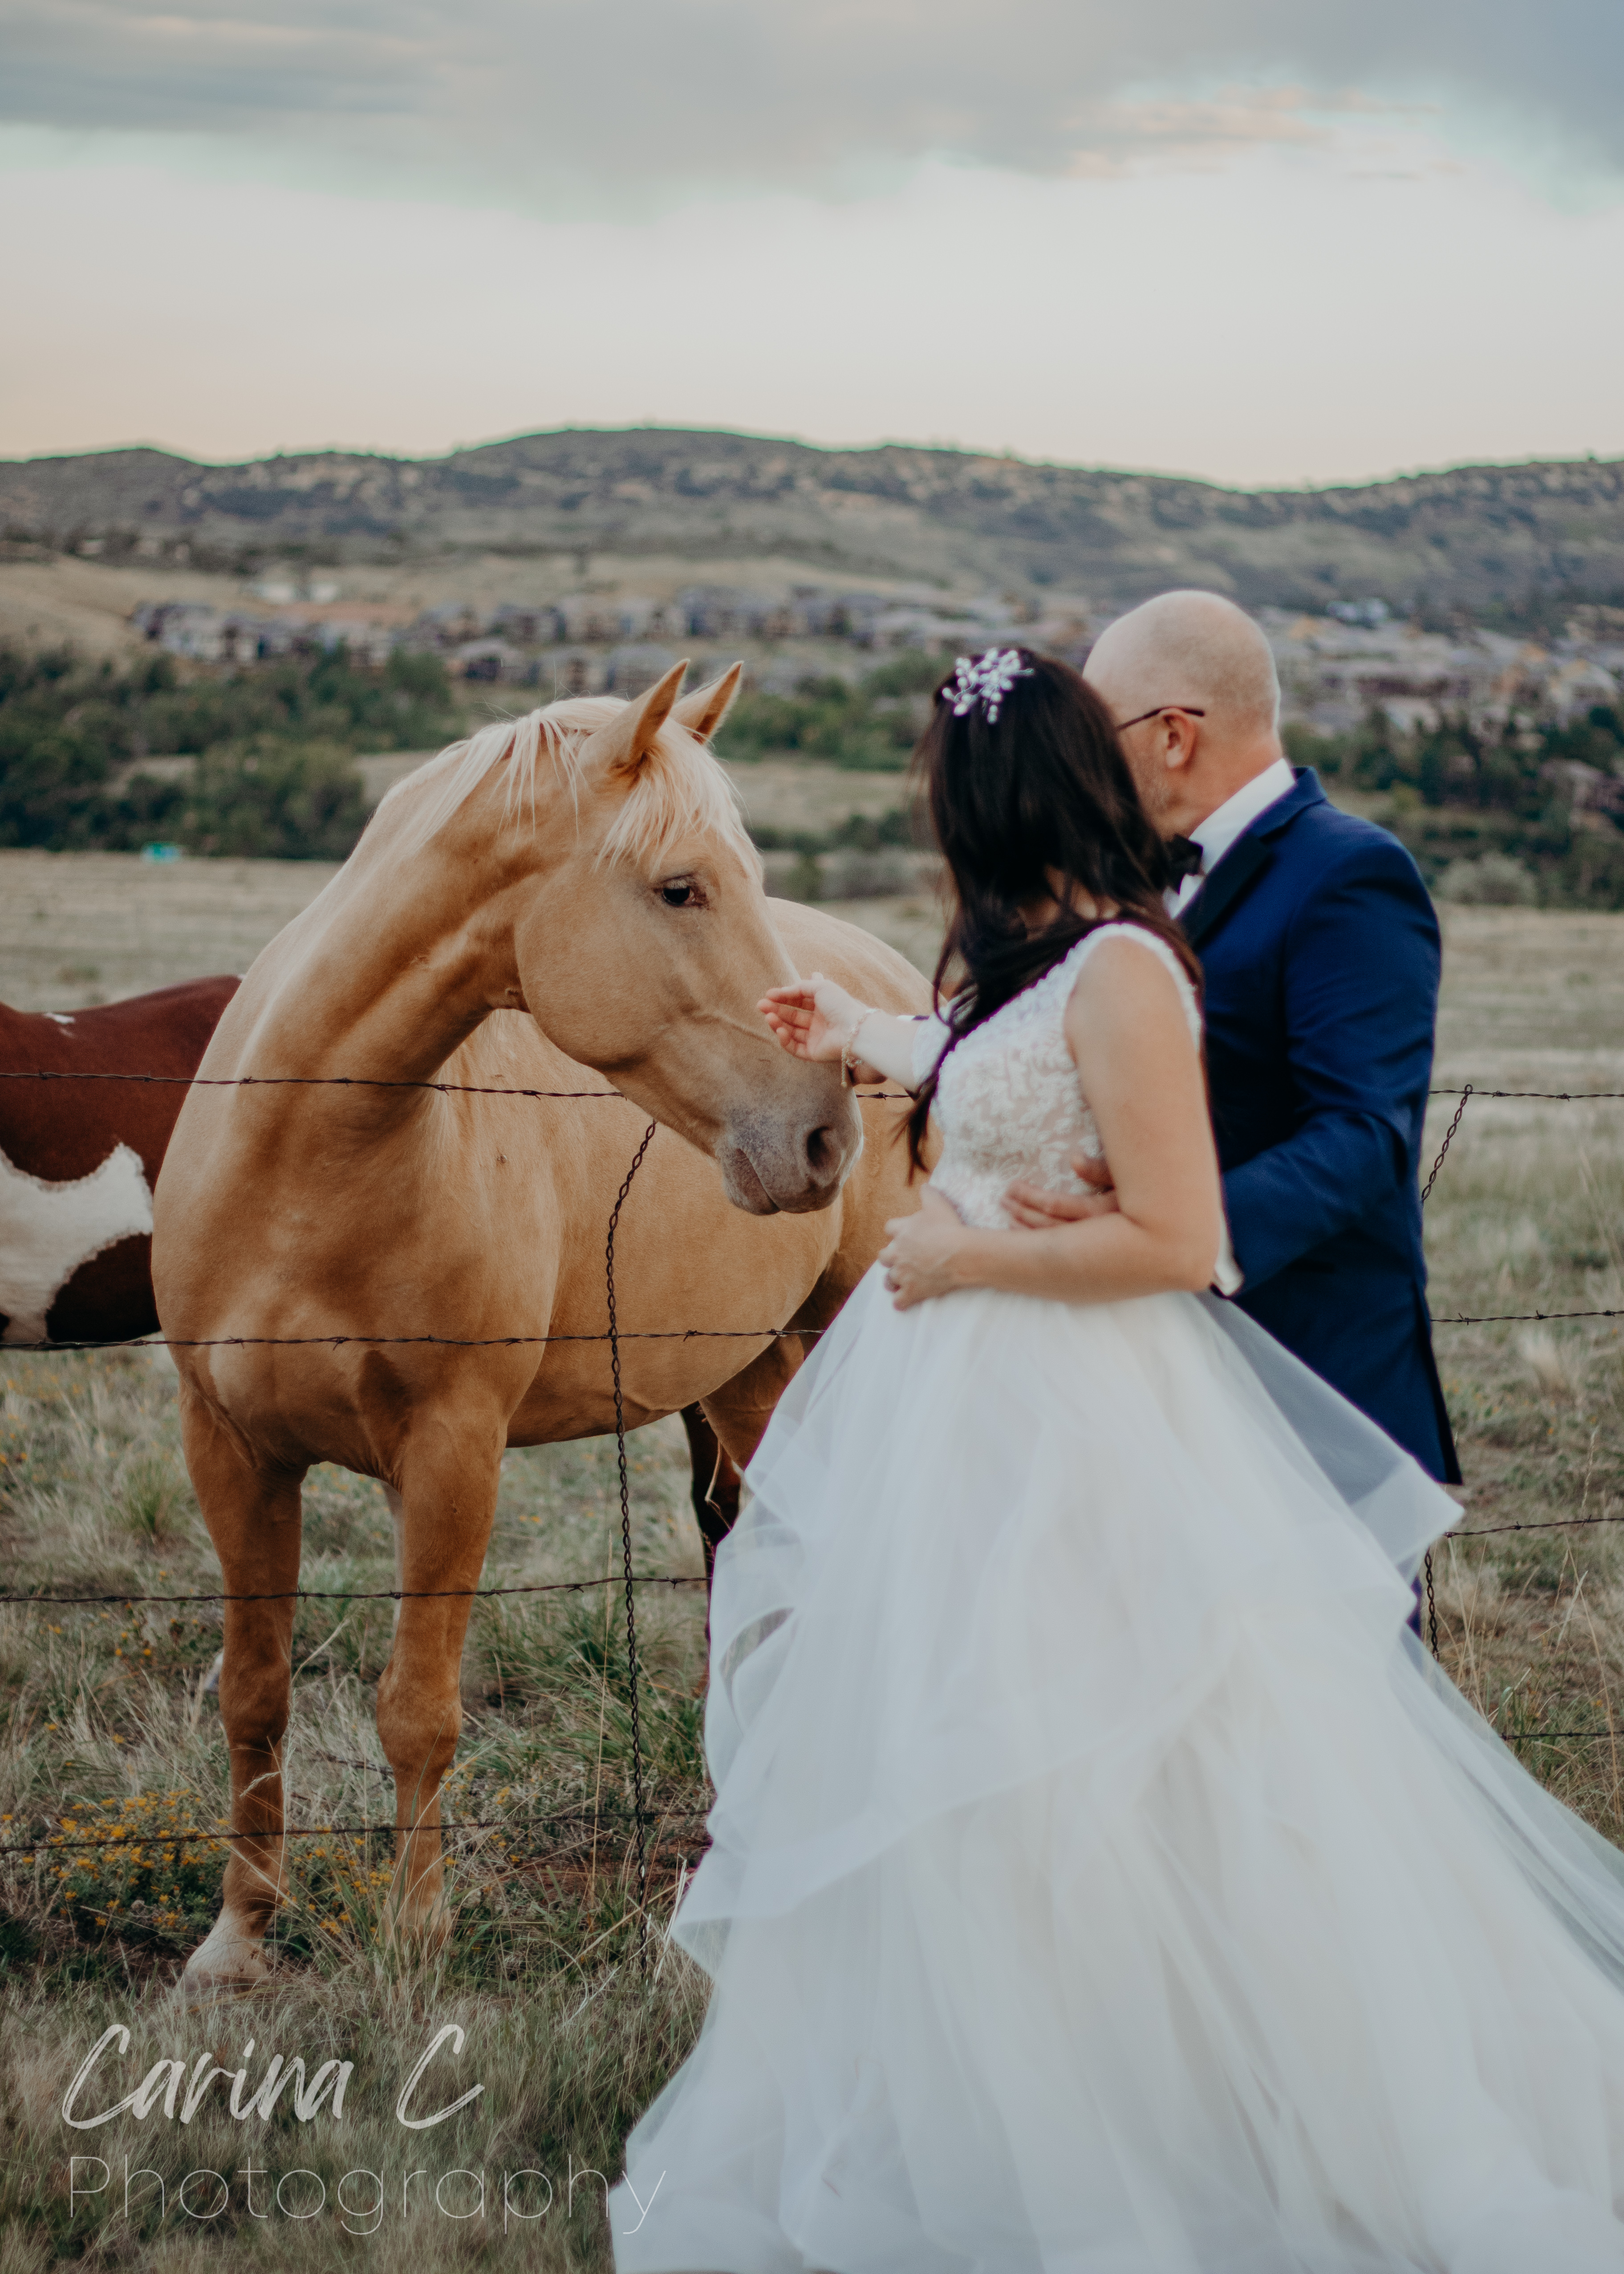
top-left (1008, 590), bottom-right (1460, 1485)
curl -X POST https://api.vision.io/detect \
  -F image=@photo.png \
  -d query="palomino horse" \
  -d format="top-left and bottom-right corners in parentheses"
top-left (1, 978), bottom-right (240, 1346)
top-left (0, 974), bottom-right (781, 1622)
top-left (153, 662), bottom-right (930, 1993)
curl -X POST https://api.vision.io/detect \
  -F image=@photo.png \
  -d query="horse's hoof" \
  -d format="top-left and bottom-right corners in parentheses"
top-left (179, 1916), bottom-right (270, 2002)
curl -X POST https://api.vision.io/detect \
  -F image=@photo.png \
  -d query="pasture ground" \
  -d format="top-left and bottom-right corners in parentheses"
top-left (1, 860), bottom-right (1622, 2268)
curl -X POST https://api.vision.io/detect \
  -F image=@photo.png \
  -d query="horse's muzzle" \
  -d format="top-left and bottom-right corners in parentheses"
top-left (720, 1104), bottom-right (862, 1216)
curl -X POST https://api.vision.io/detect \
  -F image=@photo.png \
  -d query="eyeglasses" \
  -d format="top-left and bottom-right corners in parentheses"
top-left (1113, 705), bottom-right (1206, 732)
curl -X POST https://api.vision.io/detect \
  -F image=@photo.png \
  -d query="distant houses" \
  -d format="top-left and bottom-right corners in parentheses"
top-left (124, 578), bottom-right (1623, 732)
top-left (1261, 608), bottom-right (1624, 736)
top-left (453, 638), bottom-right (528, 684)
top-left (124, 581), bottom-right (1034, 683)
top-left (129, 597), bottom-right (411, 668)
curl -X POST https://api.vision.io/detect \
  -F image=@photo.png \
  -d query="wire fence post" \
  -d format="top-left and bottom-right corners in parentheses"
top-left (605, 1121), bottom-right (658, 1970)
top-left (1419, 1082), bottom-right (1472, 1660)
top-left (1425, 1550), bottom-right (1441, 1661)
top-left (1421, 1082), bottom-right (1472, 1207)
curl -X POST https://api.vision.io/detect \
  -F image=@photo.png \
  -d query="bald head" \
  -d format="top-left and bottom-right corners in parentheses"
top-left (1084, 590), bottom-right (1283, 837)
top-left (1089, 590), bottom-right (1280, 736)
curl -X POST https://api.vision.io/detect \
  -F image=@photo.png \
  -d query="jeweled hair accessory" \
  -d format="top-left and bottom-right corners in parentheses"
top-left (941, 647), bottom-right (1032, 725)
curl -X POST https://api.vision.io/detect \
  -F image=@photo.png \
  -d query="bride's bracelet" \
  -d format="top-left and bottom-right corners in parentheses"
top-left (840, 1006), bottom-right (876, 1087)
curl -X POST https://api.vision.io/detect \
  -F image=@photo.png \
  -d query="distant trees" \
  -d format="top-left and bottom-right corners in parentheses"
top-left (20, 631), bottom-right (1616, 907)
top-left (1286, 703), bottom-right (1624, 908)
top-left (0, 646), bottom-right (461, 859)
top-left (718, 650), bottom-right (946, 772)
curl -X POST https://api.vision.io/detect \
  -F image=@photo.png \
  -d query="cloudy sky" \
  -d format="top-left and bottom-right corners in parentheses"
top-left (2, 0), bottom-right (1621, 484)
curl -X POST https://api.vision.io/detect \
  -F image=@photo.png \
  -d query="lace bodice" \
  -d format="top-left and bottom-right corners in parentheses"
top-left (916, 923), bottom-right (1204, 1235)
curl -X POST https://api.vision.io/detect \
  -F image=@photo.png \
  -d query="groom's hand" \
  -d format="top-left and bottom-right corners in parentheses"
top-left (1004, 1151), bottom-right (1120, 1230)
top-left (881, 1187), bottom-right (971, 1309)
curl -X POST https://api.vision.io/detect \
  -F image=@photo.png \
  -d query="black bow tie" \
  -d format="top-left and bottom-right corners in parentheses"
top-left (1166, 835), bottom-right (1206, 883)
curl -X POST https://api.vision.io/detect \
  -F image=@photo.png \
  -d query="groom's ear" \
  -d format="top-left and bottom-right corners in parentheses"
top-left (1157, 710), bottom-right (1202, 775)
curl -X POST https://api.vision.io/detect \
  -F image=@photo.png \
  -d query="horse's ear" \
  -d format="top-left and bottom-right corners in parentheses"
top-left (672, 662), bottom-right (743, 744)
top-left (575, 659), bottom-right (690, 778)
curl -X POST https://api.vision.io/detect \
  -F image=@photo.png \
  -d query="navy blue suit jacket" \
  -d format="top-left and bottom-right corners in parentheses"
top-left (1183, 769), bottom-right (1461, 1482)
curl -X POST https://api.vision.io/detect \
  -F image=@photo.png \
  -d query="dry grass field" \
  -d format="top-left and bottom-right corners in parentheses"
top-left (1418, 908), bottom-right (1624, 1832)
top-left (0, 861), bottom-right (1621, 2268)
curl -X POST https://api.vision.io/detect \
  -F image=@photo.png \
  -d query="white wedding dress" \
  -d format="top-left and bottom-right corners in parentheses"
top-left (612, 924), bottom-right (1624, 2273)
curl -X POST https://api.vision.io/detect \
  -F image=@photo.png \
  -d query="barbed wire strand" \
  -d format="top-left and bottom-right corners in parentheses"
top-left (11, 1509), bottom-right (1624, 1615)
top-left (0, 1068), bottom-right (910, 1101)
top-left (5, 1065), bottom-right (1623, 1102)
top-left (0, 1807), bottom-right (711, 1859)
top-left (1451, 1515), bottom-right (1624, 1539)
top-left (1501, 1731), bottom-right (1619, 1746)
top-left (0, 1072), bottom-right (621, 1096)
top-left (3, 1302), bottom-right (1613, 1360)
top-left (4, 1325), bottom-right (824, 1353)
top-left (1433, 1309), bottom-right (1624, 1325)
top-left (0, 1575), bottom-right (704, 1607)
top-left (1429, 1088), bottom-right (1624, 1101)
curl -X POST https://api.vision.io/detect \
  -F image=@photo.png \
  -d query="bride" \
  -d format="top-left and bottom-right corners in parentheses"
top-left (611, 647), bottom-right (1624, 2272)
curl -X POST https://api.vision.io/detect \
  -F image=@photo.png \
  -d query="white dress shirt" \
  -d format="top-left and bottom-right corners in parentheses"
top-left (1165, 757), bottom-right (1297, 919)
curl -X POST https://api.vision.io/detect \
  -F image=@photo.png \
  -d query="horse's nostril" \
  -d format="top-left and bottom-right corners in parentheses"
top-left (804, 1124), bottom-right (838, 1177)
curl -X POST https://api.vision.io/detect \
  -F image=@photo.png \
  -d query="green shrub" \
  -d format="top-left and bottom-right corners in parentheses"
top-left (719, 653), bottom-right (949, 773)
top-left (0, 644), bottom-right (459, 859)
top-left (1287, 704), bottom-right (1624, 908)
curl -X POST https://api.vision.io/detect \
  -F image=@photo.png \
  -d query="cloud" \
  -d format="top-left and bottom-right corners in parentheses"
top-left (1, 0), bottom-right (1619, 201)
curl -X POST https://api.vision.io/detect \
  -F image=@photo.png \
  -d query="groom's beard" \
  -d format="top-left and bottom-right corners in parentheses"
top-left (1129, 760), bottom-right (1176, 838)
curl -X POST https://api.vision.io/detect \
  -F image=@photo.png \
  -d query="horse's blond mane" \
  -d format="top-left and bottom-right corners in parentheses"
top-left (378, 695), bottom-right (756, 870)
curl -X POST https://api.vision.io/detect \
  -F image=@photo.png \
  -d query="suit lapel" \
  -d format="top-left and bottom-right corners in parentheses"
top-left (1180, 769), bottom-right (1324, 950)
top-left (1181, 833), bottom-right (1272, 949)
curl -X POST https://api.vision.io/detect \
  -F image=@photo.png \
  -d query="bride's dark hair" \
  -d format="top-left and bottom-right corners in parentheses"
top-left (906, 646), bottom-right (1201, 1173)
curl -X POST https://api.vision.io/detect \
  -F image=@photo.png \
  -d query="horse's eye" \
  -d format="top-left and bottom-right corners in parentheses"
top-left (661, 882), bottom-right (695, 907)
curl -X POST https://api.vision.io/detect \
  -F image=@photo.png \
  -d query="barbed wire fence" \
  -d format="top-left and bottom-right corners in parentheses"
top-left (1416, 1084), bottom-right (1624, 1701)
top-left (0, 1070), bottom-right (921, 1963)
top-left (2, 1067), bottom-right (1622, 1949)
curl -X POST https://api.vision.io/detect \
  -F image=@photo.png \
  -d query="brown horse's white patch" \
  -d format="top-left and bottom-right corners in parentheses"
top-left (0, 1143), bottom-right (153, 1345)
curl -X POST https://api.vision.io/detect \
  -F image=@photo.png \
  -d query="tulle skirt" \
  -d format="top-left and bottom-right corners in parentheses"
top-left (610, 1270), bottom-right (1624, 2272)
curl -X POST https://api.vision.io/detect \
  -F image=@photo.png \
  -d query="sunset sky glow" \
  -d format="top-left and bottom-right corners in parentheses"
top-left (3, 0), bottom-right (1621, 485)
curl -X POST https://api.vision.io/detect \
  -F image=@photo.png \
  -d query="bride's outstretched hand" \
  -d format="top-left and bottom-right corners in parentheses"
top-left (880, 1188), bottom-right (970, 1310)
top-left (759, 973), bottom-right (867, 1064)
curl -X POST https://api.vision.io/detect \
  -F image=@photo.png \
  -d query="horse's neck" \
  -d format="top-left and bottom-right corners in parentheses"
top-left (238, 818), bottom-right (538, 1092)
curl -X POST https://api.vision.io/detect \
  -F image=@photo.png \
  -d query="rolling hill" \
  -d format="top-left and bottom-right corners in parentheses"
top-left (3, 428), bottom-right (1623, 617)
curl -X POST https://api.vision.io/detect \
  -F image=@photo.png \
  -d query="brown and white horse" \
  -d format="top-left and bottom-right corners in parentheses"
top-left (0, 978), bottom-right (240, 1347)
top-left (152, 663), bottom-right (930, 1993)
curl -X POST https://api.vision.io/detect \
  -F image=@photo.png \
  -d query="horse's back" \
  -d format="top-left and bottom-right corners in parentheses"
top-left (766, 899), bottom-right (933, 1014)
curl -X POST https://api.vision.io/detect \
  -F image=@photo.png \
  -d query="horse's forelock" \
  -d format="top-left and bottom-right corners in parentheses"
top-left (593, 715), bottom-right (755, 875)
top-left (382, 693), bottom-right (755, 875)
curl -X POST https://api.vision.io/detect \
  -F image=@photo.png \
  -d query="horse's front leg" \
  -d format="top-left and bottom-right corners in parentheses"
top-left (177, 1385), bottom-right (305, 1998)
top-left (375, 1416), bottom-right (504, 1951)
top-left (679, 1403), bottom-right (743, 1586)
top-left (699, 1334), bottom-right (809, 1478)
